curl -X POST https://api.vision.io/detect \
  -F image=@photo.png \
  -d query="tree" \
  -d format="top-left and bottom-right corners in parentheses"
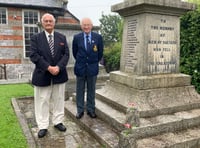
top-left (99, 13), bottom-right (123, 72)
top-left (99, 14), bottom-right (122, 47)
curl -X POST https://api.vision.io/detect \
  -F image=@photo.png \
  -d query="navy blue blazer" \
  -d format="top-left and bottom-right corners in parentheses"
top-left (30, 31), bottom-right (69, 86)
top-left (72, 32), bottom-right (103, 77)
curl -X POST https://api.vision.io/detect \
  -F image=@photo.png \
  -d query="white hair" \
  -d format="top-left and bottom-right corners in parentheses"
top-left (41, 13), bottom-right (56, 23)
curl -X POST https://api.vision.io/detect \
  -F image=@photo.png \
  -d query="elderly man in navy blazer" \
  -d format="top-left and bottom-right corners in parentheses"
top-left (30, 13), bottom-right (69, 138)
top-left (72, 18), bottom-right (104, 119)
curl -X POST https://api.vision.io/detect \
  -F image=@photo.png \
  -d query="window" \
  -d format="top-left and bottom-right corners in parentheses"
top-left (23, 10), bottom-right (39, 58)
top-left (24, 26), bottom-right (39, 57)
top-left (0, 8), bottom-right (7, 24)
top-left (24, 11), bottom-right (39, 25)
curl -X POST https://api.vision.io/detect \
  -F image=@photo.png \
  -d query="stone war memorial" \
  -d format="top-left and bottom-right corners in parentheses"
top-left (95, 0), bottom-right (200, 147)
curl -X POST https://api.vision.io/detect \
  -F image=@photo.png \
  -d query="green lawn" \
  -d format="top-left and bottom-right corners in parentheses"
top-left (0, 83), bottom-right (33, 148)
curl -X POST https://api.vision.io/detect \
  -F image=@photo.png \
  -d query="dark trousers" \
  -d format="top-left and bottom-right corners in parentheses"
top-left (76, 75), bottom-right (97, 114)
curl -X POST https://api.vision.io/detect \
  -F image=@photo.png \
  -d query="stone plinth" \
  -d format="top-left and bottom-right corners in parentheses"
top-left (96, 0), bottom-right (198, 133)
top-left (110, 71), bottom-right (191, 89)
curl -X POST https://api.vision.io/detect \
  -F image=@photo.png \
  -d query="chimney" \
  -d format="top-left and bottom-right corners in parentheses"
top-left (63, 0), bottom-right (68, 10)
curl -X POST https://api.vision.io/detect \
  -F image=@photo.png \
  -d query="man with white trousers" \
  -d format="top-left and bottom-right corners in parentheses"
top-left (30, 13), bottom-right (69, 138)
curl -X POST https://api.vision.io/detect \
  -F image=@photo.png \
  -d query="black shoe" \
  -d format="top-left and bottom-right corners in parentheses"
top-left (38, 129), bottom-right (47, 138)
top-left (76, 112), bottom-right (84, 119)
top-left (54, 123), bottom-right (66, 132)
top-left (87, 112), bottom-right (97, 118)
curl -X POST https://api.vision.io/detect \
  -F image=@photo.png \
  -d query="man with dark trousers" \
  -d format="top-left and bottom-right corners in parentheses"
top-left (30, 13), bottom-right (69, 138)
top-left (72, 18), bottom-right (104, 119)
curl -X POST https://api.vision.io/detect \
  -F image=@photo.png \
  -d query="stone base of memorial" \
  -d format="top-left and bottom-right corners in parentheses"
top-left (96, 0), bottom-right (199, 147)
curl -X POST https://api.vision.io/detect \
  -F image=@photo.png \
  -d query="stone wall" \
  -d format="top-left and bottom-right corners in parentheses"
top-left (0, 4), bottom-right (81, 80)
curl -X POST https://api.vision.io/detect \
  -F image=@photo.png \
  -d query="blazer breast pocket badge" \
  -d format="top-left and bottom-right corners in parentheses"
top-left (93, 45), bottom-right (97, 52)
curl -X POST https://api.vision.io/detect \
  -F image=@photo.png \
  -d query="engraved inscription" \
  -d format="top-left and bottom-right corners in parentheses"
top-left (124, 19), bottom-right (139, 72)
top-left (147, 18), bottom-right (177, 74)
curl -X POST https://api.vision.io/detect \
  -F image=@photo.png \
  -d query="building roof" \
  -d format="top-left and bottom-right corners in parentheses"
top-left (0, 0), bottom-right (78, 20)
top-left (0, 0), bottom-right (63, 8)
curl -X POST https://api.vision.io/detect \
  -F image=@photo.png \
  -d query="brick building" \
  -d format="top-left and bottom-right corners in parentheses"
top-left (0, 0), bottom-right (84, 79)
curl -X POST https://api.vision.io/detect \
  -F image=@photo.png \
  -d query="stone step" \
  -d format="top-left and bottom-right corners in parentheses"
top-left (140, 108), bottom-right (200, 127)
top-left (96, 91), bottom-right (127, 113)
top-left (96, 95), bottom-right (200, 137)
top-left (95, 98), bottom-right (126, 132)
top-left (70, 90), bottom-right (200, 147)
top-left (64, 99), bottom-right (119, 148)
top-left (96, 81), bottom-right (200, 118)
top-left (71, 93), bottom-right (126, 132)
top-left (125, 108), bottom-right (200, 140)
top-left (136, 125), bottom-right (200, 148)
top-left (96, 88), bottom-right (200, 118)
top-left (83, 93), bottom-right (200, 139)
top-left (139, 102), bottom-right (200, 118)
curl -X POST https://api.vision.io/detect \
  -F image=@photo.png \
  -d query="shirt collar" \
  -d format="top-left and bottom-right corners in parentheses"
top-left (84, 32), bottom-right (91, 38)
top-left (45, 30), bottom-right (54, 38)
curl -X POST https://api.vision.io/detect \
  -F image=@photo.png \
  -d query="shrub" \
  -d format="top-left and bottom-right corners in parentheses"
top-left (103, 42), bottom-right (121, 73)
top-left (180, 10), bottom-right (200, 93)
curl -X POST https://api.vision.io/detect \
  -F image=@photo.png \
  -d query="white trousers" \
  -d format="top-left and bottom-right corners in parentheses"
top-left (34, 83), bottom-right (65, 129)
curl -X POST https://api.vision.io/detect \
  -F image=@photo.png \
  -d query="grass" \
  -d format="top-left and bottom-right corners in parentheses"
top-left (0, 83), bottom-right (33, 148)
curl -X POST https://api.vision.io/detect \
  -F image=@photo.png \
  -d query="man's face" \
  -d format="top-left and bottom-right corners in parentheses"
top-left (81, 19), bottom-right (93, 34)
top-left (42, 14), bottom-right (55, 33)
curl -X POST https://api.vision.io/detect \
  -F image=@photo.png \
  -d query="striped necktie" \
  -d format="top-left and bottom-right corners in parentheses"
top-left (48, 34), bottom-right (54, 57)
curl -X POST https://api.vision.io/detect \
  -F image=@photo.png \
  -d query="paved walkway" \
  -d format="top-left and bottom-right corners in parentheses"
top-left (15, 97), bottom-right (103, 148)
top-left (12, 79), bottom-right (107, 148)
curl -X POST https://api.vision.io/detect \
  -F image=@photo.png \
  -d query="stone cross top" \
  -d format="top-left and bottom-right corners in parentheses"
top-left (109, 0), bottom-right (196, 89)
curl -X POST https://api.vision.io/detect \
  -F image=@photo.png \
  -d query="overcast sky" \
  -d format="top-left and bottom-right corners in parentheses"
top-left (67, 0), bottom-right (123, 26)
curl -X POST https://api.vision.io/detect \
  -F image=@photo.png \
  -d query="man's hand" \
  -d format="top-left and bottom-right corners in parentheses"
top-left (47, 66), bottom-right (60, 75)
